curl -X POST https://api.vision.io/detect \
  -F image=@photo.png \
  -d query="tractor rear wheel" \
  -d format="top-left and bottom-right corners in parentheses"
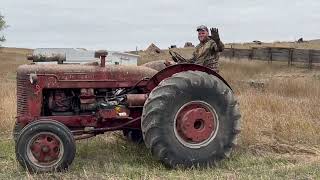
top-left (123, 129), bottom-right (143, 143)
top-left (15, 120), bottom-right (76, 173)
top-left (141, 71), bottom-right (241, 168)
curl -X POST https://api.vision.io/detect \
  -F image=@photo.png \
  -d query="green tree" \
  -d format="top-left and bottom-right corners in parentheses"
top-left (0, 13), bottom-right (7, 43)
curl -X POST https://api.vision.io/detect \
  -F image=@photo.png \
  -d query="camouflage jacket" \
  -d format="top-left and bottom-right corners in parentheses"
top-left (187, 38), bottom-right (220, 71)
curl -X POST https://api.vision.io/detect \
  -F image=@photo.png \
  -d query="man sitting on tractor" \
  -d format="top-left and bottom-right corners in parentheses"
top-left (166, 25), bottom-right (224, 72)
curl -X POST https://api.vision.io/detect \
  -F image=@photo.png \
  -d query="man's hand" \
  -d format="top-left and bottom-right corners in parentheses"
top-left (164, 59), bottom-right (172, 66)
top-left (210, 28), bottom-right (220, 41)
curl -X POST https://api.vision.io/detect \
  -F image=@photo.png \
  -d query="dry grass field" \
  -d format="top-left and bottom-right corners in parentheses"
top-left (0, 47), bottom-right (319, 179)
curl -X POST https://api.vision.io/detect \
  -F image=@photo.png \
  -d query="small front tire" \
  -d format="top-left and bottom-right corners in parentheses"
top-left (13, 122), bottom-right (23, 143)
top-left (15, 120), bottom-right (76, 173)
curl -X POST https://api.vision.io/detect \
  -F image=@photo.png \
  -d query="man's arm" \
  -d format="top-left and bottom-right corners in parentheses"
top-left (209, 40), bottom-right (219, 55)
top-left (218, 40), bottom-right (224, 52)
top-left (185, 51), bottom-right (196, 63)
top-left (174, 49), bottom-right (196, 64)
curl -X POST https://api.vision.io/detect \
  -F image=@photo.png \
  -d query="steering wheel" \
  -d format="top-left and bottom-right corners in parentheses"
top-left (169, 50), bottom-right (186, 63)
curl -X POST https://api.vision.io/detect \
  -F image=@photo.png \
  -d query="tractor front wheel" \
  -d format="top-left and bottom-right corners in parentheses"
top-left (141, 71), bottom-right (241, 168)
top-left (13, 122), bottom-right (23, 143)
top-left (15, 120), bottom-right (76, 173)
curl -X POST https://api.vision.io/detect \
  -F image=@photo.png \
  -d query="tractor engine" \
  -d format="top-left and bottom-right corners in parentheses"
top-left (44, 88), bottom-right (132, 116)
top-left (79, 88), bottom-right (96, 111)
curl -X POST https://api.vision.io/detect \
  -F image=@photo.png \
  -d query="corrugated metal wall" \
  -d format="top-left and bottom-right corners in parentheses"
top-left (33, 48), bottom-right (138, 65)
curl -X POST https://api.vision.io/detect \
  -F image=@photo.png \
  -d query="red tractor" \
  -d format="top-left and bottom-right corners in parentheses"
top-left (14, 51), bottom-right (241, 172)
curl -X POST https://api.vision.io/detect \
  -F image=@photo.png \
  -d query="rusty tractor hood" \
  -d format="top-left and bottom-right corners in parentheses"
top-left (17, 63), bottom-right (158, 85)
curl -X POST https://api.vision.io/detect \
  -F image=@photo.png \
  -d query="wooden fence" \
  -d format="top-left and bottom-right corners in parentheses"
top-left (221, 47), bottom-right (320, 68)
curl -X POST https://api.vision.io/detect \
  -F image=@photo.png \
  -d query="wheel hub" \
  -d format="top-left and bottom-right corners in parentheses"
top-left (179, 108), bottom-right (214, 143)
top-left (28, 133), bottom-right (63, 166)
top-left (174, 101), bottom-right (219, 148)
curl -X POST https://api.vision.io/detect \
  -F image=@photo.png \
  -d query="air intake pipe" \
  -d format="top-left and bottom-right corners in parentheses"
top-left (94, 50), bottom-right (108, 67)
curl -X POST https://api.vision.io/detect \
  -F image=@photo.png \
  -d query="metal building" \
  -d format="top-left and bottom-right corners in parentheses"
top-left (107, 51), bottom-right (139, 65)
top-left (33, 48), bottom-right (139, 65)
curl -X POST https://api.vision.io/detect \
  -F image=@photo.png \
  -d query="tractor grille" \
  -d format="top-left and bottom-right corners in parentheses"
top-left (17, 76), bottom-right (29, 116)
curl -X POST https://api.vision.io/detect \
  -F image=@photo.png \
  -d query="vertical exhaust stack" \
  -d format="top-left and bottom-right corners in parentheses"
top-left (94, 50), bottom-right (108, 67)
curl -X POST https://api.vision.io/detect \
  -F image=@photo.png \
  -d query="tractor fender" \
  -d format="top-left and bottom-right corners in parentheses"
top-left (145, 63), bottom-right (232, 92)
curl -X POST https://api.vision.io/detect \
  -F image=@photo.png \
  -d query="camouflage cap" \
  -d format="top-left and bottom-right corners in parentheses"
top-left (196, 25), bottom-right (208, 32)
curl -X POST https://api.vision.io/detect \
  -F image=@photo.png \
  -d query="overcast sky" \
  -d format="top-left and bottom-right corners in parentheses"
top-left (1, 0), bottom-right (320, 51)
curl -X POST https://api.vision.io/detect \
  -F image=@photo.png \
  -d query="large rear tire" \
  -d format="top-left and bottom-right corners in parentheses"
top-left (15, 120), bottom-right (76, 173)
top-left (141, 71), bottom-right (241, 168)
top-left (123, 129), bottom-right (143, 144)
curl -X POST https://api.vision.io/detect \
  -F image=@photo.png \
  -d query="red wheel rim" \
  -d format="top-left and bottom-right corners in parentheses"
top-left (27, 132), bottom-right (64, 168)
top-left (174, 101), bottom-right (219, 148)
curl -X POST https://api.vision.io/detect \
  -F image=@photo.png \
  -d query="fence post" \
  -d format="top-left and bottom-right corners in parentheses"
top-left (229, 45), bottom-right (232, 60)
top-left (231, 45), bottom-right (235, 60)
top-left (308, 50), bottom-right (313, 69)
top-left (288, 48), bottom-right (293, 66)
top-left (237, 49), bottom-right (240, 60)
top-left (249, 48), bottom-right (254, 60)
top-left (268, 48), bottom-right (272, 64)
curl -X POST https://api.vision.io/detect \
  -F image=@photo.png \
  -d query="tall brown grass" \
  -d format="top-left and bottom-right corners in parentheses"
top-left (220, 59), bottom-right (320, 153)
top-left (0, 48), bottom-right (30, 134)
top-left (0, 82), bottom-right (16, 134)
